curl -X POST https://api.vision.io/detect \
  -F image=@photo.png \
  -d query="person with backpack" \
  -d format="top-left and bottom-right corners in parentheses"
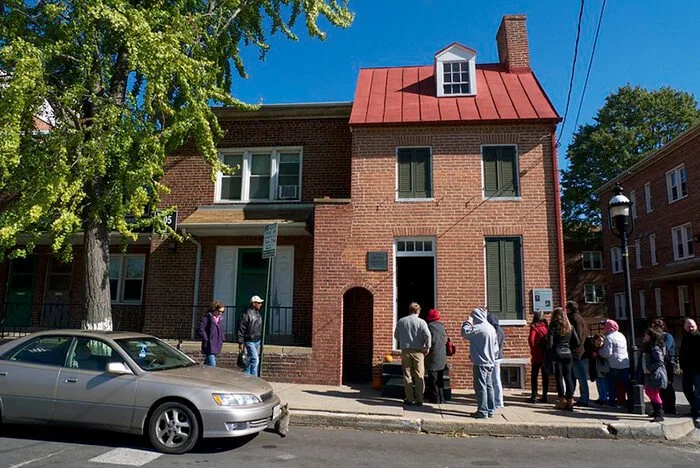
top-left (567, 301), bottom-right (589, 407)
top-left (547, 307), bottom-right (579, 411)
top-left (528, 311), bottom-right (549, 403)
top-left (425, 309), bottom-right (447, 404)
top-left (638, 327), bottom-right (668, 422)
top-left (462, 307), bottom-right (498, 418)
top-left (652, 319), bottom-right (676, 414)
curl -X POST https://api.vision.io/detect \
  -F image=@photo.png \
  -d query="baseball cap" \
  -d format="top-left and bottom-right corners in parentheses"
top-left (251, 295), bottom-right (264, 303)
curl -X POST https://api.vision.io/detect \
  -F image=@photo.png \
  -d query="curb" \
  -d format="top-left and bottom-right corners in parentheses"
top-left (289, 409), bottom-right (695, 440)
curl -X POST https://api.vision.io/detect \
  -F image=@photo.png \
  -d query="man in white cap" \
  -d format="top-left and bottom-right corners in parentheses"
top-left (237, 295), bottom-right (264, 376)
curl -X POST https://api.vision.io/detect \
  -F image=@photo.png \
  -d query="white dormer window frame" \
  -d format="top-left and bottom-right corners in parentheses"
top-left (435, 44), bottom-right (477, 98)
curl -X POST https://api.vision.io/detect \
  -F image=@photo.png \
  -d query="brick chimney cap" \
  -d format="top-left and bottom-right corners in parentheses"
top-left (502, 14), bottom-right (527, 21)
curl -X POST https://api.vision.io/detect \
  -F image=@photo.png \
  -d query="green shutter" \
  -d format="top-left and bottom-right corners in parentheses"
top-left (483, 147), bottom-right (499, 197)
top-left (498, 146), bottom-right (517, 197)
top-left (413, 148), bottom-right (431, 198)
top-left (398, 149), bottom-right (413, 198)
top-left (485, 240), bottom-right (502, 314)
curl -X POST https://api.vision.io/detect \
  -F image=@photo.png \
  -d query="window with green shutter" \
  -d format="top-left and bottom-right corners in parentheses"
top-left (485, 237), bottom-right (524, 320)
top-left (482, 146), bottom-right (519, 198)
top-left (397, 148), bottom-right (432, 199)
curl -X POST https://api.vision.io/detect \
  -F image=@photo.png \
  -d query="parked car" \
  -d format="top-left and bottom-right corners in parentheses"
top-left (0, 330), bottom-right (281, 454)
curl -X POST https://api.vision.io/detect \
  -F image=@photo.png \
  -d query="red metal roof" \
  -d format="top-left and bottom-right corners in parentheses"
top-left (349, 64), bottom-right (560, 125)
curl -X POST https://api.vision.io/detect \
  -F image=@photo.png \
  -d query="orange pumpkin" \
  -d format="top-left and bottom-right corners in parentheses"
top-left (372, 375), bottom-right (382, 390)
top-left (384, 354), bottom-right (393, 363)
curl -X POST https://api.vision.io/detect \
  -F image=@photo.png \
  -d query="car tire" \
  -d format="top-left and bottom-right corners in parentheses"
top-left (148, 401), bottom-right (200, 455)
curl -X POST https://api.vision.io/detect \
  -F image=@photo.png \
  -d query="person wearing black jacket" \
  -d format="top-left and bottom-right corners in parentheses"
top-left (680, 318), bottom-right (700, 428)
top-left (237, 295), bottom-right (264, 376)
top-left (425, 309), bottom-right (447, 404)
top-left (567, 301), bottom-right (589, 407)
top-left (548, 307), bottom-right (579, 411)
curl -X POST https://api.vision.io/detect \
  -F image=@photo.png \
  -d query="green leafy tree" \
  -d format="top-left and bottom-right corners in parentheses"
top-left (0, 0), bottom-right (352, 329)
top-left (561, 85), bottom-right (700, 237)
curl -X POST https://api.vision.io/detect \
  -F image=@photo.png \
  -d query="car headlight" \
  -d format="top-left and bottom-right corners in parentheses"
top-left (212, 393), bottom-right (261, 406)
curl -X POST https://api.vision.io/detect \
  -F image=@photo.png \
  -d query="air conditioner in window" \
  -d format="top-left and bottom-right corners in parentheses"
top-left (278, 185), bottom-right (298, 200)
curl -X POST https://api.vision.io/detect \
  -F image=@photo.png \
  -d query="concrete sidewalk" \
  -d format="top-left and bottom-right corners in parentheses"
top-left (270, 382), bottom-right (697, 441)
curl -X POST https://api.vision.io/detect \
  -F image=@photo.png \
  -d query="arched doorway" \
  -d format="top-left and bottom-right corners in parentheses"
top-left (342, 287), bottom-right (374, 384)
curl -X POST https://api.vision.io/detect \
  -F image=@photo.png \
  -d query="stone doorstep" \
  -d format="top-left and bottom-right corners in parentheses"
top-left (288, 410), bottom-right (696, 441)
top-left (166, 340), bottom-right (312, 356)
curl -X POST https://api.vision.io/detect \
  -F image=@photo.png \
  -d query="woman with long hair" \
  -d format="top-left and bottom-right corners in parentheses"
top-left (547, 307), bottom-right (579, 411)
top-left (528, 311), bottom-right (549, 403)
top-left (639, 327), bottom-right (668, 422)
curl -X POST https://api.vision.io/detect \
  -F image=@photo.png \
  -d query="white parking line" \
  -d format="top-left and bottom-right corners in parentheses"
top-left (89, 448), bottom-right (162, 466)
top-left (8, 449), bottom-right (66, 468)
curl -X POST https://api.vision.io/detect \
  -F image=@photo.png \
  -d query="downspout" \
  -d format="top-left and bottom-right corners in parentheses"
top-left (183, 228), bottom-right (202, 341)
top-left (551, 129), bottom-right (567, 305)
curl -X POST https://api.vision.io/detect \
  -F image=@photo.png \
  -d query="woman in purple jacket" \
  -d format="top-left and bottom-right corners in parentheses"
top-left (198, 300), bottom-right (225, 366)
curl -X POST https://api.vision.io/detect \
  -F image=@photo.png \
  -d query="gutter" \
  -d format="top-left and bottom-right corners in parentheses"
top-left (551, 129), bottom-right (567, 305)
top-left (182, 228), bottom-right (203, 341)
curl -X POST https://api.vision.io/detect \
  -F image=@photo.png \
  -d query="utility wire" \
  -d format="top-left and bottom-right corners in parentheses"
top-left (557, 0), bottom-right (586, 144)
top-left (572, 0), bottom-right (607, 134)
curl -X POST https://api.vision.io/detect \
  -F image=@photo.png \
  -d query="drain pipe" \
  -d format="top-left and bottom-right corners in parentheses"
top-left (183, 228), bottom-right (203, 341)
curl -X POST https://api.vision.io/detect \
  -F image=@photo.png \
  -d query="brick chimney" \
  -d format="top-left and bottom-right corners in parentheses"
top-left (496, 14), bottom-right (530, 72)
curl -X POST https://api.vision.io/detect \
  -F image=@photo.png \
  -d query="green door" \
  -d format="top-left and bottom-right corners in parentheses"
top-left (235, 249), bottom-right (269, 328)
top-left (5, 257), bottom-right (36, 327)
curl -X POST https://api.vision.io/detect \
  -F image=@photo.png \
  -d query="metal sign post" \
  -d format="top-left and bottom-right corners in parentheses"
top-left (259, 223), bottom-right (278, 377)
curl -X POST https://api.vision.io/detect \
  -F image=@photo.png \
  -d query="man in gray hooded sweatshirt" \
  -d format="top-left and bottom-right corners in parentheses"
top-left (462, 307), bottom-right (499, 418)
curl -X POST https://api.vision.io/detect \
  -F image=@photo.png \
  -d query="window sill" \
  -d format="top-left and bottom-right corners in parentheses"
top-left (482, 196), bottom-right (523, 202)
top-left (214, 199), bottom-right (301, 204)
top-left (612, 271), bottom-right (622, 275)
top-left (499, 319), bottom-right (526, 326)
top-left (673, 255), bottom-right (695, 262)
top-left (582, 268), bottom-right (603, 271)
top-left (395, 198), bottom-right (435, 203)
top-left (668, 195), bottom-right (688, 205)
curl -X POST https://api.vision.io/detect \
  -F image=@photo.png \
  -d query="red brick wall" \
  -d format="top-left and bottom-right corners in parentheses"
top-left (601, 129), bottom-right (700, 337)
top-left (313, 124), bottom-right (562, 388)
top-left (564, 238), bottom-right (608, 322)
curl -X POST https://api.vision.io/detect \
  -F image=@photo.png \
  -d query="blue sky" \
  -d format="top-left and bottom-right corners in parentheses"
top-left (233, 1), bottom-right (700, 170)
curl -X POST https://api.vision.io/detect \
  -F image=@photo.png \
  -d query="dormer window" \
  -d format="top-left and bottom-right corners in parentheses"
top-left (435, 43), bottom-right (477, 97)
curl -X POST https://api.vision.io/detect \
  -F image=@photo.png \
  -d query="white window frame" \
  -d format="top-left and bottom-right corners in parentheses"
top-left (215, 147), bottom-right (303, 203)
top-left (482, 236), bottom-right (526, 326)
top-left (393, 236), bottom-right (438, 350)
top-left (584, 284), bottom-right (605, 304)
top-left (109, 254), bottom-right (146, 304)
top-left (666, 164), bottom-right (688, 203)
top-left (654, 288), bottom-right (663, 317)
top-left (582, 251), bottom-right (603, 270)
top-left (614, 292), bottom-right (627, 320)
top-left (630, 190), bottom-right (637, 219)
top-left (395, 146), bottom-right (434, 202)
top-left (635, 239), bottom-right (642, 269)
top-left (644, 182), bottom-right (652, 213)
top-left (678, 285), bottom-right (690, 316)
top-left (671, 223), bottom-right (694, 261)
top-left (610, 247), bottom-right (622, 274)
top-left (435, 45), bottom-right (477, 97)
top-left (639, 290), bottom-right (647, 319)
top-left (649, 234), bottom-right (658, 265)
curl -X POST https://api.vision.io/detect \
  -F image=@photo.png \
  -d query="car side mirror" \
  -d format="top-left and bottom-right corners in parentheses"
top-left (106, 362), bottom-right (133, 375)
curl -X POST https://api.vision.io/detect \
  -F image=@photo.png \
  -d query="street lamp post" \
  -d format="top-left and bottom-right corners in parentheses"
top-left (608, 183), bottom-right (645, 415)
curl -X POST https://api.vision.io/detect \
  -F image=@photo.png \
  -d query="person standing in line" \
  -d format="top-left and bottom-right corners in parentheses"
top-left (487, 312), bottom-right (505, 409)
top-left (566, 301), bottom-right (589, 407)
top-left (599, 319), bottom-right (630, 407)
top-left (528, 311), bottom-right (549, 403)
top-left (651, 318), bottom-right (676, 414)
top-left (198, 300), bottom-right (225, 367)
top-left (425, 309), bottom-right (447, 404)
top-left (462, 307), bottom-right (498, 419)
top-left (548, 307), bottom-right (578, 411)
top-left (590, 334), bottom-right (611, 405)
top-left (394, 302), bottom-right (431, 406)
top-left (237, 295), bottom-right (264, 376)
top-left (638, 328), bottom-right (668, 422)
top-left (679, 318), bottom-right (700, 428)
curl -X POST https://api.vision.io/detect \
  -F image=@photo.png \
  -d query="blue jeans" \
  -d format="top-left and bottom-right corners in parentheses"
top-left (204, 354), bottom-right (216, 366)
top-left (596, 375), bottom-right (609, 403)
top-left (474, 365), bottom-right (495, 417)
top-left (493, 359), bottom-right (504, 408)
top-left (572, 358), bottom-right (589, 404)
top-left (245, 341), bottom-right (261, 376)
top-left (606, 367), bottom-right (629, 406)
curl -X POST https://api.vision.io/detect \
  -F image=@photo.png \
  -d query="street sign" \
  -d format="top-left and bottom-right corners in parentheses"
top-left (262, 223), bottom-right (278, 259)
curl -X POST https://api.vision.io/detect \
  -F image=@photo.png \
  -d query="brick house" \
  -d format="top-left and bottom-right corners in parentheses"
top-left (564, 231), bottom-right (608, 333)
top-left (599, 122), bottom-right (700, 340)
top-left (1, 15), bottom-right (565, 388)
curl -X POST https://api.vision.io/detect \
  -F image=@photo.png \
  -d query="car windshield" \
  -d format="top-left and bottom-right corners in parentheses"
top-left (115, 338), bottom-right (195, 372)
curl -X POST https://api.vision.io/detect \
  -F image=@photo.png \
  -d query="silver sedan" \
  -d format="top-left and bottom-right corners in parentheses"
top-left (0, 330), bottom-right (281, 454)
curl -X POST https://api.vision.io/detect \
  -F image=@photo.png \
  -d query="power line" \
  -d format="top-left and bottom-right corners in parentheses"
top-left (572, 0), bottom-right (607, 134)
top-left (557, 0), bottom-right (586, 145)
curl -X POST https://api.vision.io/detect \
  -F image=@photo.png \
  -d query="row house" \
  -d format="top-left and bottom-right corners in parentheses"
top-left (599, 122), bottom-right (700, 338)
top-left (0, 15), bottom-right (565, 387)
top-left (564, 231), bottom-right (608, 331)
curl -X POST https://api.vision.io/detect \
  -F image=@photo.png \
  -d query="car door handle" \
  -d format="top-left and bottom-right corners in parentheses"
top-left (65, 378), bottom-right (78, 383)
top-left (0, 371), bottom-right (7, 377)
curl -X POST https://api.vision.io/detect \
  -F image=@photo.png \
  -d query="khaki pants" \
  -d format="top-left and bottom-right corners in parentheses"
top-left (401, 349), bottom-right (425, 404)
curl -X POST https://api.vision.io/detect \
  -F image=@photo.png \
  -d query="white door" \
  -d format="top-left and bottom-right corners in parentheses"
top-left (270, 247), bottom-right (294, 335)
top-left (213, 247), bottom-right (237, 335)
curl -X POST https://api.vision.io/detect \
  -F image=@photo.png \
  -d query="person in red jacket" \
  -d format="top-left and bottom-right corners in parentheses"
top-left (528, 310), bottom-right (549, 403)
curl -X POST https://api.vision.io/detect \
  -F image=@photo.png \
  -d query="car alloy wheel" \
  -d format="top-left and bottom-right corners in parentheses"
top-left (148, 402), bottom-right (200, 454)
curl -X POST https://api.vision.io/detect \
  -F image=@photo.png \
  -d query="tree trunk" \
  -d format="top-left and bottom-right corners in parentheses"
top-left (82, 218), bottom-right (113, 330)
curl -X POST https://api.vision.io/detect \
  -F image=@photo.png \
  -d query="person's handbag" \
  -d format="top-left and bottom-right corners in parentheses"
top-left (237, 347), bottom-right (249, 369)
top-left (445, 337), bottom-right (456, 356)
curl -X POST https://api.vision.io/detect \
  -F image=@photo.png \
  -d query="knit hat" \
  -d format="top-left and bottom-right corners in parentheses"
top-left (604, 319), bottom-right (619, 333)
top-left (426, 309), bottom-right (441, 323)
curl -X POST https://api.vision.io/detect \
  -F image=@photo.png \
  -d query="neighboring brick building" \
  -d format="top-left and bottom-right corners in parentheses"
top-left (564, 231), bottom-right (608, 333)
top-left (598, 122), bottom-right (700, 340)
top-left (1, 15), bottom-right (565, 387)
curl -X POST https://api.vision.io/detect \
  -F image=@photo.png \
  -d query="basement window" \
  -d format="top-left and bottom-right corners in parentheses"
top-left (500, 365), bottom-right (524, 389)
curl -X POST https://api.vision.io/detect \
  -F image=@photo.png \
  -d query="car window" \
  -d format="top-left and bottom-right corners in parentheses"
top-left (115, 338), bottom-right (195, 371)
top-left (2, 336), bottom-right (72, 367)
top-left (68, 338), bottom-right (122, 372)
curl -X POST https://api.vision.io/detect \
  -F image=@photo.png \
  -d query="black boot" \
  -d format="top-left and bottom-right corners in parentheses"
top-left (651, 402), bottom-right (665, 422)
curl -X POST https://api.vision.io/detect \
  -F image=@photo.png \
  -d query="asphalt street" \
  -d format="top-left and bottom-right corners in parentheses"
top-left (0, 424), bottom-right (699, 468)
